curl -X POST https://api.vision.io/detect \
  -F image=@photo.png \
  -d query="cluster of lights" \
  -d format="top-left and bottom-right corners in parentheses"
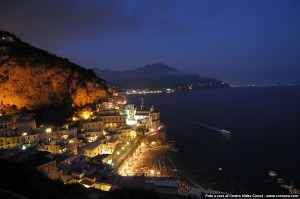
top-left (72, 117), bottom-right (79, 122)
top-left (126, 90), bottom-right (162, 95)
top-left (72, 111), bottom-right (93, 121)
top-left (45, 128), bottom-right (52, 133)
top-left (82, 111), bottom-right (92, 120)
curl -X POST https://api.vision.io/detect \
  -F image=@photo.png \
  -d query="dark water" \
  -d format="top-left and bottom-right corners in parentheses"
top-left (128, 86), bottom-right (300, 194)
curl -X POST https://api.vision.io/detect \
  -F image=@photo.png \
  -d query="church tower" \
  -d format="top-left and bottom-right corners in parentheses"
top-left (140, 97), bottom-right (146, 111)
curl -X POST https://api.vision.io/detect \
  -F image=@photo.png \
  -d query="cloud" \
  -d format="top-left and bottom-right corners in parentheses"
top-left (0, 0), bottom-right (223, 41)
top-left (0, 1), bottom-right (130, 39)
top-left (1, 0), bottom-right (299, 84)
top-left (0, 0), bottom-right (188, 40)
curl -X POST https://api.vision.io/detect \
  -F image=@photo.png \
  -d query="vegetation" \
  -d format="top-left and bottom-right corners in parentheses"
top-left (0, 159), bottom-right (170, 199)
top-left (34, 104), bottom-right (74, 126)
top-left (0, 30), bottom-right (107, 90)
top-left (0, 159), bottom-right (88, 199)
top-left (0, 30), bottom-right (108, 123)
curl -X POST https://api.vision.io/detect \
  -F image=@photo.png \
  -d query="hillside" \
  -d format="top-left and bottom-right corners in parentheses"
top-left (95, 63), bottom-right (229, 90)
top-left (0, 158), bottom-right (90, 199)
top-left (0, 31), bottom-right (107, 112)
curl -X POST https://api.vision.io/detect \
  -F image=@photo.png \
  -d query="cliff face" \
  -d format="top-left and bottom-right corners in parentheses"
top-left (0, 31), bottom-right (107, 110)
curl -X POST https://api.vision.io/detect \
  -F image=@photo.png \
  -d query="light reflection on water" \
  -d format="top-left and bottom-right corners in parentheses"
top-left (128, 86), bottom-right (300, 193)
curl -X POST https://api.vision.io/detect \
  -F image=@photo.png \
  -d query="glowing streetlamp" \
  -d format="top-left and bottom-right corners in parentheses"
top-left (150, 169), bottom-right (155, 175)
top-left (83, 112), bottom-right (91, 120)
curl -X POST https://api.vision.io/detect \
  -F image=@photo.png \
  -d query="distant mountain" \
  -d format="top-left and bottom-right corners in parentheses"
top-left (94, 63), bottom-right (229, 90)
top-left (95, 63), bottom-right (179, 81)
top-left (0, 30), bottom-right (107, 110)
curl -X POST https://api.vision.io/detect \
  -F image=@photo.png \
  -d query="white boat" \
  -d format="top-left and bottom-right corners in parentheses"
top-left (221, 129), bottom-right (231, 134)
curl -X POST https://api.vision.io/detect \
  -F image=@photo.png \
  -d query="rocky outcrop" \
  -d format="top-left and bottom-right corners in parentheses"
top-left (0, 31), bottom-right (107, 110)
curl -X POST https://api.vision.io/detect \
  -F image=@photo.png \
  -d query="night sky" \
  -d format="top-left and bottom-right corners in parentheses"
top-left (1, 0), bottom-right (300, 84)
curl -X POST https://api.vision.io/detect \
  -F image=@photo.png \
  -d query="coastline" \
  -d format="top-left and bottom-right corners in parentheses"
top-left (166, 150), bottom-right (208, 190)
top-left (128, 87), bottom-right (300, 194)
top-left (165, 147), bottom-right (246, 194)
top-left (166, 151), bottom-right (206, 190)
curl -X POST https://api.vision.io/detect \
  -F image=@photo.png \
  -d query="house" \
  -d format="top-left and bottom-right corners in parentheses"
top-left (84, 139), bottom-right (102, 158)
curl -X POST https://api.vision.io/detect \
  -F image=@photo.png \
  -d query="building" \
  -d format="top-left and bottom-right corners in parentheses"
top-left (122, 104), bottom-right (138, 126)
top-left (101, 139), bottom-right (119, 154)
top-left (30, 127), bottom-right (54, 143)
top-left (39, 140), bottom-right (68, 154)
top-left (96, 99), bottom-right (116, 111)
top-left (0, 127), bottom-right (39, 149)
top-left (134, 98), bottom-right (161, 132)
top-left (34, 127), bottom-right (77, 142)
top-left (39, 137), bottom-right (81, 155)
top-left (94, 180), bottom-right (113, 191)
top-left (116, 127), bottom-right (137, 143)
top-left (21, 131), bottom-right (39, 148)
top-left (84, 139), bottom-right (102, 158)
top-left (0, 113), bottom-right (37, 132)
top-left (149, 105), bottom-right (161, 131)
top-left (85, 131), bottom-right (102, 142)
top-left (0, 130), bottom-right (22, 149)
top-left (108, 94), bottom-right (126, 105)
top-left (99, 111), bottom-right (127, 130)
top-left (37, 159), bottom-right (60, 180)
top-left (26, 152), bottom-right (60, 180)
top-left (57, 127), bottom-right (77, 139)
top-left (82, 120), bottom-right (103, 132)
top-left (0, 116), bottom-right (12, 132)
top-left (12, 113), bottom-right (36, 130)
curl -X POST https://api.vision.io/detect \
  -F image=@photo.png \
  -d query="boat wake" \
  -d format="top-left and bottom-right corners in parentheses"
top-left (167, 116), bottom-right (231, 136)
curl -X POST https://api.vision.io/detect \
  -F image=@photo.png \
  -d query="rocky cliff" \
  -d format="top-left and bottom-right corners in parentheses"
top-left (0, 31), bottom-right (107, 110)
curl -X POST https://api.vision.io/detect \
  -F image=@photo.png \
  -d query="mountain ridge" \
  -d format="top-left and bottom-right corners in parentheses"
top-left (94, 63), bottom-right (229, 90)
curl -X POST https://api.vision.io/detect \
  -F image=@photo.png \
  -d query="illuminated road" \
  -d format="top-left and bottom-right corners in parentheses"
top-left (129, 145), bottom-right (168, 176)
top-left (110, 136), bottom-right (142, 169)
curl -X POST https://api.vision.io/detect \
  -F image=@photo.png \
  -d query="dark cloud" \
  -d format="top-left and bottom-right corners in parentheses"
top-left (0, 0), bottom-right (191, 40)
top-left (1, 1), bottom-right (133, 39)
top-left (1, 0), bottom-right (300, 84)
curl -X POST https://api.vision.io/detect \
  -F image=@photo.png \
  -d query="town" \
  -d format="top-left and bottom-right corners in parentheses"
top-left (0, 94), bottom-right (199, 197)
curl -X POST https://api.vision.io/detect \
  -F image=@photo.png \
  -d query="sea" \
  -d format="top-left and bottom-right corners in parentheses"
top-left (127, 86), bottom-right (300, 194)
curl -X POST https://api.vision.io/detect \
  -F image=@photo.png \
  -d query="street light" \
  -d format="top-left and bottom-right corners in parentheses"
top-left (150, 169), bottom-right (155, 175)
